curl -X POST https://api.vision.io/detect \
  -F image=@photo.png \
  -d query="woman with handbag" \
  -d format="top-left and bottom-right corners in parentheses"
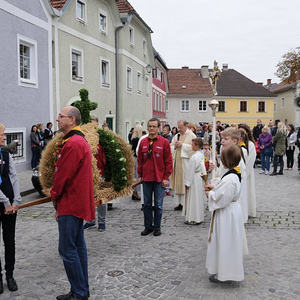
top-left (257, 126), bottom-right (273, 175)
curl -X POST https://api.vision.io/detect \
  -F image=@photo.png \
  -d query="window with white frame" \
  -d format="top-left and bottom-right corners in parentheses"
top-left (76, 0), bottom-right (86, 22)
top-left (145, 76), bottom-right (150, 97)
top-left (240, 101), bottom-right (247, 112)
top-left (71, 48), bottom-right (83, 81)
top-left (99, 12), bottom-right (107, 33)
top-left (198, 100), bottom-right (207, 111)
top-left (218, 100), bottom-right (225, 112)
top-left (166, 99), bottom-right (169, 112)
top-left (129, 26), bottom-right (134, 45)
top-left (126, 66), bottom-right (132, 91)
top-left (18, 35), bottom-right (38, 86)
top-left (181, 100), bottom-right (189, 112)
top-left (152, 91), bottom-right (155, 110)
top-left (100, 59), bottom-right (110, 87)
top-left (5, 128), bottom-right (26, 163)
top-left (137, 72), bottom-right (141, 94)
top-left (143, 40), bottom-right (147, 57)
top-left (160, 95), bottom-right (162, 111)
top-left (258, 101), bottom-right (265, 112)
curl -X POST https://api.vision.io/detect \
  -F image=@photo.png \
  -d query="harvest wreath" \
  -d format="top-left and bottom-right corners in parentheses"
top-left (39, 122), bottom-right (135, 205)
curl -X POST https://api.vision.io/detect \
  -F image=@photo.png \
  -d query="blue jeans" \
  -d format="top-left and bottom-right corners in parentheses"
top-left (58, 215), bottom-right (89, 297)
top-left (260, 150), bottom-right (271, 171)
top-left (142, 182), bottom-right (165, 230)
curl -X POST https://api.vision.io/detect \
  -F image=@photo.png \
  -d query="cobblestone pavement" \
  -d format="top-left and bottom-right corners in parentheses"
top-left (1, 167), bottom-right (300, 299)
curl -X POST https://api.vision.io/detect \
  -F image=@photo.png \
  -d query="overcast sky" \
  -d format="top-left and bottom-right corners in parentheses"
top-left (129, 0), bottom-right (300, 84)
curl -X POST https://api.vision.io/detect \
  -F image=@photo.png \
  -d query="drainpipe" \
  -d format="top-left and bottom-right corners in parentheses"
top-left (115, 24), bottom-right (123, 134)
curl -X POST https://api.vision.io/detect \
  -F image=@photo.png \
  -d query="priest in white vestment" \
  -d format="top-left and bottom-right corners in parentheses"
top-left (183, 138), bottom-right (207, 224)
top-left (170, 120), bottom-right (196, 210)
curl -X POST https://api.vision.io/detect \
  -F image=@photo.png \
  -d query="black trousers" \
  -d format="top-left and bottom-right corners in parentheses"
top-left (286, 147), bottom-right (295, 168)
top-left (0, 212), bottom-right (17, 278)
top-left (273, 154), bottom-right (284, 173)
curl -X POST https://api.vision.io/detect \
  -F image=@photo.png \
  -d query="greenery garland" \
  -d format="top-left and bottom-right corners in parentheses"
top-left (98, 128), bottom-right (127, 192)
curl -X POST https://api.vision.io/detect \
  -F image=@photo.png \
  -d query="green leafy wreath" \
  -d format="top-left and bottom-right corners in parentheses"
top-left (98, 129), bottom-right (127, 192)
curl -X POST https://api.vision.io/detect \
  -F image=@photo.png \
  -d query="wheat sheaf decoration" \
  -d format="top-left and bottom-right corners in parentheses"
top-left (39, 88), bottom-right (134, 205)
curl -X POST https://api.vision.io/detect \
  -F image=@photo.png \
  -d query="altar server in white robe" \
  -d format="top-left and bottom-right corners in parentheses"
top-left (183, 138), bottom-right (207, 224)
top-left (213, 129), bottom-right (247, 223)
top-left (238, 124), bottom-right (257, 218)
top-left (205, 145), bottom-right (248, 283)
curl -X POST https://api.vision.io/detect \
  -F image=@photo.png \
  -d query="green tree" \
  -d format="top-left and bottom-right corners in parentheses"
top-left (276, 48), bottom-right (300, 83)
top-left (72, 89), bottom-right (97, 124)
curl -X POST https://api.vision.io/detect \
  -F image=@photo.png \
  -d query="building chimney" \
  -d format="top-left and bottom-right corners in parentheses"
top-left (257, 82), bottom-right (263, 86)
top-left (267, 79), bottom-right (272, 85)
top-left (182, 66), bottom-right (189, 69)
top-left (200, 65), bottom-right (209, 78)
top-left (222, 64), bottom-right (228, 71)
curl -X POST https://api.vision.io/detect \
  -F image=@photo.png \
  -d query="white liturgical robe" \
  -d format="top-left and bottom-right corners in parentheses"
top-left (247, 141), bottom-right (256, 217)
top-left (206, 172), bottom-right (248, 282)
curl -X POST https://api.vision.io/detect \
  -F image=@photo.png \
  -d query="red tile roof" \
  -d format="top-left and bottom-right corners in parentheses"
top-left (116, 0), bottom-right (135, 13)
top-left (168, 68), bottom-right (213, 95)
top-left (49, 0), bottom-right (67, 10)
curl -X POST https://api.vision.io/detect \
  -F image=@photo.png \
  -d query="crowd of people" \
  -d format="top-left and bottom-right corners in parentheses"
top-left (1, 113), bottom-right (300, 299)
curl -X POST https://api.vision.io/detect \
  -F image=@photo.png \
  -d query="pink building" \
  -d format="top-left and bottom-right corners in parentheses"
top-left (152, 48), bottom-right (168, 129)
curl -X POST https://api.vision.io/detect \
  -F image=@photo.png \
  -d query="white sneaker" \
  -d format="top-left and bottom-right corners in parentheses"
top-left (259, 170), bottom-right (264, 174)
top-left (265, 170), bottom-right (269, 175)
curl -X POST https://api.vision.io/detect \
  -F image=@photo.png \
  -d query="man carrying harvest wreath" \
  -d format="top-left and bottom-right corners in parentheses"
top-left (51, 106), bottom-right (95, 300)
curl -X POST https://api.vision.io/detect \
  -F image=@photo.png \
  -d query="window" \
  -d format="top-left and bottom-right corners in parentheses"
top-left (129, 26), bottom-right (134, 45)
top-left (240, 101), bottom-right (247, 112)
top-left (71, 48), bottom-right (83, 82)
top-left (143, 40), bottom-right (147, 57)
top-left (218, 101), bottom-right (225, 112)
top-left (155, 93), bottom-right (159, 111)
top-left (258, 101), bottom-right (265, 112)
top-left (274, 103), bottom-right (277, 112)
top-left (76, 0), bottom-right (86, 22)
top-left (198, 100), bottom-right (207, 112)
top-left (166, 99), bottom-right (169, 112)
top-left (100, 59), bottom-right (110, 88)
top-left (152, 91), bottom-right (155, 110)
top-left (137, 72), bottom-right (141, 94)
top-left (281, 97), bottom-right (285, 108)
top-left (126, 66), bottom-right (132, 91)
top-left (145, 76), bottom-right (150, 97)
top-left (4, 128), bottom-right (26, 163)
top-left (160, 95), bottom-right (162, 111)
top-left (181, 100), bottom-right (189, 112)
top-left (18, 35), bottom-right (38, 87)
top-left (99, 12), bottom-right (107, 33)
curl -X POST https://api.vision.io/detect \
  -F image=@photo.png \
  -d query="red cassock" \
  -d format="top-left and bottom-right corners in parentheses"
top-left (51, 135), bottom-right (95, 221)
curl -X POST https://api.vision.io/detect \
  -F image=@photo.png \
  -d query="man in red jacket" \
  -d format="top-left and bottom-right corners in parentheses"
top-left (51, 106), bottom-right (95, 300)
top-left (138, 118), bottom-right (173, 236)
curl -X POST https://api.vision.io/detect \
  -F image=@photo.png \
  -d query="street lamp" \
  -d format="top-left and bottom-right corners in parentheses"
top-left (209, 99), bottom-right (219, 179)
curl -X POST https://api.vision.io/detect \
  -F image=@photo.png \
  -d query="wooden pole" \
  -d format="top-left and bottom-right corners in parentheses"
top-left (18, 196), bottom-right (52, 209)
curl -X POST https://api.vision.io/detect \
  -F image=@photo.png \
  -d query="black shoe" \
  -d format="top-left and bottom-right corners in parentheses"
top-left (7, 277), bottom-right (18, 292)
top-left (132, 195), bottom-right (141, 201)
top-left (174, 204), bottom-right (183, 211)
top-left (57, 292), bottom-right (88, 300)
top-left (277, 172), bottom-right (283, 175)
top-left (107, 203), bottom-right (113, 210)
top-left (0, 277), bottom-right (3, 294)
top-left (83, 222), bottom-right (95, 230)
top-left (209, 274), bottom-right (221, 283)
top-left (269, 172), bottom-right (277, 176)
top-left (141, 227), bottom-right (153, 236)
top-left (153, 229), bottom-right (161, 236)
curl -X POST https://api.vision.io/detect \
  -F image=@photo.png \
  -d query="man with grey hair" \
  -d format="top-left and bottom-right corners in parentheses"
top-left (170, 120), bottom-right (196, 210)
top-left (51, 106), bottom-right (95, 300)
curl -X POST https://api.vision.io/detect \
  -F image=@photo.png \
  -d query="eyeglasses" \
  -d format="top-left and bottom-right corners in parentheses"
top-left (58, 114), bottom-right (72, 119)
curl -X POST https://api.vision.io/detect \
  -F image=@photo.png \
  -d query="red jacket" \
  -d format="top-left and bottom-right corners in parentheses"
top-left (51, 134), bottom-right (95, 221)
top-left (137, 135), bottom-right (173, 182)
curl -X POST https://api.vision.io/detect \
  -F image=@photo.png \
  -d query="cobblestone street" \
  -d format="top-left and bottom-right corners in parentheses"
top-left (1, 167), bottom-right (300, 299)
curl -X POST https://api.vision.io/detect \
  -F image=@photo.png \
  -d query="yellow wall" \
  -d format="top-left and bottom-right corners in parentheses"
top-left (216, 97), bottom-right (274, 128)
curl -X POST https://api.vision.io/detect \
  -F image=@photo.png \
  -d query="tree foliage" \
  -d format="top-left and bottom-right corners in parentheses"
top-left (276, 48), bottom-right (300, 83)
top-left (72, 89), bottom-right (97, 124)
